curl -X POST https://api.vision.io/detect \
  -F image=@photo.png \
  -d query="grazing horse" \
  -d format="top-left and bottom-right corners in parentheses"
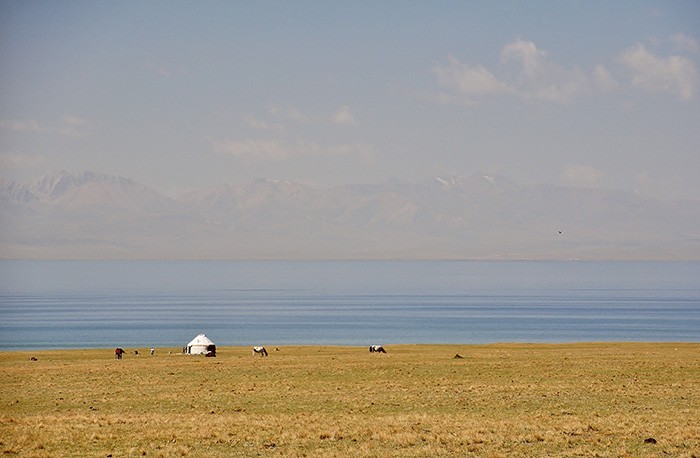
top-left (369, 345), bottom-right (386, 353)
top-left (252, 346), bottom-right (268, 357)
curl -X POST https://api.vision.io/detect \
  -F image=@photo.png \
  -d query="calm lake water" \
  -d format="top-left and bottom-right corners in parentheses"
top-left (0, 260), bottom-right (698, 350)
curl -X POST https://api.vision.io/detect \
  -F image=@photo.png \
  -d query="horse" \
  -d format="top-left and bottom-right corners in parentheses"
top-left (115, 348), bottom-right (124, 359)
top-left (252, 346), bottom-right (268, 357)
top-left (369, 345), bottom-right (386, 353)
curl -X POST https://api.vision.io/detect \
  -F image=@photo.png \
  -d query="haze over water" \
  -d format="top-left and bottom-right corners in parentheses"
top-left (1, 260), bottom-right (698, 350)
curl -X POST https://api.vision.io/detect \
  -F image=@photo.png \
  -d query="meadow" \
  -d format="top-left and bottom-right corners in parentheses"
top-left (1, 343), bottom-right (698, 457)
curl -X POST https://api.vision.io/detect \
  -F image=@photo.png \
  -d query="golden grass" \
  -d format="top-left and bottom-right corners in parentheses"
top-left (1, 343), bottom-right (698, 457)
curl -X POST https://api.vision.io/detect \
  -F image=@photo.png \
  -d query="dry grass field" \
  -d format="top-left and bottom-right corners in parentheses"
top-left (1, 343), bottom-right (698, 457)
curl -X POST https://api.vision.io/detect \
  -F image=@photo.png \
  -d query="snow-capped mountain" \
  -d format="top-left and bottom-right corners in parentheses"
top-left (1, 171), bottom-right (698, 259)
top-left (24, 170), bottom-right (184, 213)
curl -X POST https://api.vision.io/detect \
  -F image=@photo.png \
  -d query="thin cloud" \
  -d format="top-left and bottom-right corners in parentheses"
top-left (247, 116), bottom-right (286, 132)
top-left (593, 64), bottom-right (619, 92)
top-left (500, 39), bottom-right (593, 102)
top-left (0, 119), bottom-right (43, 133)
top-left (145, 61), bottom-right (186, 79)
top-left (325, 142), bottom-right (376, 164)
top-left (269, 106), bottom-right (309, 123)
top-left (433, 37), bottom-right (700, 104)
top-left (62, 115), bottom-right (88, 127)
top-left (432, 55), bottom-right (513, 99)
top-left (216, 105), bottom-right (372, 163)
top-left (333, 105), bottom-right (357, 126)
top-left (619, 44), bottom-right (698, 100)
top-left (0, 152), bottom-right (47, 170)
top-left (0, 116), bottom-right (88, 137)
top-left (60, 115), bottom-right (89, 137)
top-left (501, 39), bottom-right (549, 79)
top-left (434, 39), bottom-right (607, 104)
top-left (671, 33), bottom-right (699, 54)
top-left (211, 138), bottom-right (291, 161)
top-left (562, 164), bottom-right (605, 188)
top-left (210, 137), bottom-right (375, 163)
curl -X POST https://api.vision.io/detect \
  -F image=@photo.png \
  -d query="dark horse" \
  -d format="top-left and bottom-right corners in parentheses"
top-left (115, 348), bottom-right (124, 359)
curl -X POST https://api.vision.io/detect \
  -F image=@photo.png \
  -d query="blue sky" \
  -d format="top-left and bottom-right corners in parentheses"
top-left (1, 1), bottom-right (699, 199)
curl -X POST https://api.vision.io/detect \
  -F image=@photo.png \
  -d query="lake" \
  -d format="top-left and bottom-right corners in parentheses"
top-left (1, 260), bottom-right (698, 350)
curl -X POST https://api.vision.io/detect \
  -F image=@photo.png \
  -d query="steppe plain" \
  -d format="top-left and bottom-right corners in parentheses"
top-left (1, 343), bottom-right (698, 457)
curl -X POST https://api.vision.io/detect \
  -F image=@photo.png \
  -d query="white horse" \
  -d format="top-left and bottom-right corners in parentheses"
top-left (252, 346), bottom-right (268, 357)
top-left (369, 345), bottom-right (386, 353)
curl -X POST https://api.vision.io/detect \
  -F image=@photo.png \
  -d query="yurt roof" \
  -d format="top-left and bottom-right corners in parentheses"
top-left (188, 334), bottom-right (215, 346)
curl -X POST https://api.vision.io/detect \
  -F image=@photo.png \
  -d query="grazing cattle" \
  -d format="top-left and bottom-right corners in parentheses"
top-left (369, 345), bottom-right (386, 353)
top-left (252, 346), bottom-right (269, 357)
top-left (115, 348), bottom-right (124, 359)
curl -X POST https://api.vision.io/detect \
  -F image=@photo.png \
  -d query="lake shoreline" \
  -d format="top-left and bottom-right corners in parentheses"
top-left (3, 341), bottom-right (697, 354)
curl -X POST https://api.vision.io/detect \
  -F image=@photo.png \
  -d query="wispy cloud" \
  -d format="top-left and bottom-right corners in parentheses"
top-left (432, 55), bottom-right (513, 101)
top-left (592, 64), bottom-right (619, 92)
top-left (60, 115), bottom-right (89, 137)
top-left (332, 105), bottom-right (357, 126)
top-left (0, 115), bottom-right (89, 137)
top-left (215, 104), bottom-right (370, 163)
top-left (561, 164), bottom-right (605, 188)
top-left (247, 116), bottom-right (286, 132)
top-left (434, 39), bottom-right (604, 104)
top-left (210, 137), bottom-right (375, 163)
top-left (62, 115), bottom-right (88, 127)
top-left (619, 43), bottom-right (697, 100)
top-left (671, 33), bottom-right (699, 54)
top-left (0, 152), bottom-right (47, 170)
top-left (269, 106), bottom-right (309, 124)
top-left (500, 39), bottom-right (593, 102)
top-left (145, 61), bottom-right (186, 79)
top-left (433, 37), bottom-right (699, 104)
top-left (211, 138), bottom-right (292, 161)
top-left (0, 119), bottom-right (43, 133)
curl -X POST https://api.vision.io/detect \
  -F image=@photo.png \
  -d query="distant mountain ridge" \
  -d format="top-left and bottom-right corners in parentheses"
top-left (1, 171), bottom-right (698, 260)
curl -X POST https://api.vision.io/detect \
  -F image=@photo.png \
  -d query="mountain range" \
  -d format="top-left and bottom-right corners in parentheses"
top-left (1, 170), bottom-right (698, 260)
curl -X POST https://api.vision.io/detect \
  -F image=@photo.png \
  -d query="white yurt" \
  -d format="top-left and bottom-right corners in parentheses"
top-left (186, 334), bottom-right (216, 356)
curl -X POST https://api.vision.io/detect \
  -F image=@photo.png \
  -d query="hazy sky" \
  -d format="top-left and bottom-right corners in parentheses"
top-left (1, 1), bottom-right (699, 199)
